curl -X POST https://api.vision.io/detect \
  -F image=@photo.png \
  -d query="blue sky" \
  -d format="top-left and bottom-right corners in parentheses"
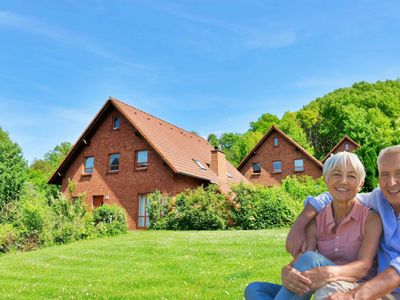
top-left (1, 0), bottom-right (400, 163)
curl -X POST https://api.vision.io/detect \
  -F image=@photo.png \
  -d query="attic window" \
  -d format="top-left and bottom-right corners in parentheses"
top-left (252, 162), bottom-right (261, 174)
top-left (136, 150), bottom-right (148, 169)
top-left (344, 143), bottom-right (350, 151)
top-left (84, 156), bottom-right (94, 174)
top-left (193, 159), bottom-right (206, 171)
top-left (273, 137), bottom-right (279, 147)
top-left (113, 117), bottom-right (120, 129)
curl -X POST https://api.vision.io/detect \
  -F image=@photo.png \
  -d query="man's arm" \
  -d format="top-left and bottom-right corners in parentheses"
top-left (327, 267), bottom-right (400, 300)
top-left (286, 192), bottom-right (333, 257)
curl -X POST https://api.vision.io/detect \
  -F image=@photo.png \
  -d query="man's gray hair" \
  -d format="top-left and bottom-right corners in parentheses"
top-left (323, 151), bottom-right (366, 181)
top-left (377, 145), bottom-right (400, 170)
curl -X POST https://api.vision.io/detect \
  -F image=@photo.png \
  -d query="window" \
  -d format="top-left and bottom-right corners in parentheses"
top-left (273, 161), bottom-right (282, 173)
top-left (252, 162), bottom-right (261, 174)
top-left (113, 117), bottom-right (120, 129)
top-left (84, 156), bottom-right (94, 174)
top-left (294, 159), bottom-right (304, 172)
top-left (227, 172), bottom-right (234, 179)
top-left (136, 150), bottom-right (148, 169)
top-left (344, 143), bottom-right (350, 151)
top-left (193, 159), bottom-right (206, 171)
top-left (109, 153), bottom-right (120, 172)
top-left (273, 137), bottom-right (279, 147)
top-left (138, 194), bottom-right (150, 228)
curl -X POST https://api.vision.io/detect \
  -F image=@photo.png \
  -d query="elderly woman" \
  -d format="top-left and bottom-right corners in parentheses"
top-left (245, 152), bottom-right (382, 300)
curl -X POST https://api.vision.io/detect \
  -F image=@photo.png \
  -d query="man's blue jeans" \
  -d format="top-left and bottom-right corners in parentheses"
top-left (245, 251), bottom-right (335, 300)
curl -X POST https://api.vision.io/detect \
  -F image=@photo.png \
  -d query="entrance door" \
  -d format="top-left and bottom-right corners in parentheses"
top-left (93, 195), bottom-right (104, 208)
top-left (138, 194), bottom-right (150, 228)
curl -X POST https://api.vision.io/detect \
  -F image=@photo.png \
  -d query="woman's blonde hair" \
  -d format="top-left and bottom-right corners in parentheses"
top-left (323, 151), bottom-right (366, 182)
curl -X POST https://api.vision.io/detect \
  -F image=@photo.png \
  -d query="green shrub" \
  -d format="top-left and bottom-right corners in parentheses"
top-left (93, 205), bottom-right (127, 236)
top-left (280, 175), bottom-right (327, 204)
top-left (148, 185), bottom-right (229, 230)
top-left (0, 224), bottom-right (19, 253)
top-left (230, 183), bottom-right (299, 229)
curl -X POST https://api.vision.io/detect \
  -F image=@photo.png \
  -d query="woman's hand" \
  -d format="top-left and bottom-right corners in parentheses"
top-left (302, 266), bottom-right (336, 290)
top-left (281, 265), bottom-right (312, 295)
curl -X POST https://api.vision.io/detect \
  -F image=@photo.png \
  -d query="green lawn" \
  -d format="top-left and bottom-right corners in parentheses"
top-left (0, 230), bottom-right (291, 299)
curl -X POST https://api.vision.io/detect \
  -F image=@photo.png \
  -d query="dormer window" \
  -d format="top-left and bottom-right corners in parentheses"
top-left (193, 159), bottom-right (206, 171)
top-left (113, 117), bottom-right (120, 129)
top-left (273, 137), bottom-right (279, 147)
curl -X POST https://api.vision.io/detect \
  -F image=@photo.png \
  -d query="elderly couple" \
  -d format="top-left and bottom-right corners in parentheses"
top-left (245, 145), bottom-right (400, 300)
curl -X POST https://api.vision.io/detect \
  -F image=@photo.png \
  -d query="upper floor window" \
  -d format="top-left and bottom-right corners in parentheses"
top-left (294, 159), bottom-right (304, 172)
top-left (84, 156), bottom-right (94, 174)
top-left (109, 153), bottom-right (120, 172)
top-left (252, 162), bottom-right (261, 174)
top-left (273, 137), bottom-right (279, 147)
top-left (136, 150), bottom-right (148, 169)
top-left (113, 117), bottom-right (120, 129)
top-left (344, 143), bottom-right (350, 151)
top-left (273, 161), bottom-right (282, 173)
top-left (193, 159), bottom-right (206, 171)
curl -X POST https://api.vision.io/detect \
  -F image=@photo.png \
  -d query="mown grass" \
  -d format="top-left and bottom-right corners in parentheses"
top-left (0, 229), bottom-right (291, 299)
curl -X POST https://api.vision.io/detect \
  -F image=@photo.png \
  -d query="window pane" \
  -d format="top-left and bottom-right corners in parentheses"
top-left (273, 161), bottom-right (282, 173)
top-left (113, 117), bottom-right (120, 129)
top-left (273, 137), bottom-right (279, 146)
top-left (294, 159), bottom-right (304, 171)
top-left (252, 162), bottom-right (261, 173)
top-left (137, 150), bottom-right (148, 167)
top-left (138, 194), bottom-right (150, 227)
top-left (85, 156), bottom-right (94, 173)
top-left (109, 154), bottom-right (120, 171)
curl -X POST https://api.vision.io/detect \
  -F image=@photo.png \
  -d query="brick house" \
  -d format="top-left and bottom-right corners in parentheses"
top-left (237, 125), bottom-right (322, 186)
top-left (49, 97), bottom-right (248, 229)
top-left (321, 135), bottom-right (361, 163)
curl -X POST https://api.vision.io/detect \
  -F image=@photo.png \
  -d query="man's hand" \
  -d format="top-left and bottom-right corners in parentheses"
top-left (303, 266), bottom-right (335, 290)
top-left (286, 224), bottom-right (307, 257)
top-left (327, 291), bottom-right (355, 300)
top-left (281, 265), bottom-right (312, 295)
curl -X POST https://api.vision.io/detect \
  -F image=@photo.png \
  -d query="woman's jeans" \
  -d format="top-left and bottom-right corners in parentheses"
top-left (245, 251), bottom-right (335, 300)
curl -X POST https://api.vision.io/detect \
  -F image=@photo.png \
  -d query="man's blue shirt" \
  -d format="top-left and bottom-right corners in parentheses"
top-left (305, 188), bottom-right (400, 292)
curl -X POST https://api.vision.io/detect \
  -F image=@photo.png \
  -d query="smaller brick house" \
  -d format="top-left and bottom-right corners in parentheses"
top-left (237, 125), bottom-right (322, 186)
top-left (49, 97), bottom-right (248, 229)
top-left (321, 135), bottom-right (361, 163)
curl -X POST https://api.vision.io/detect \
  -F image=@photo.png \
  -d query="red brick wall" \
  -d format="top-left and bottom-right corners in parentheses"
top-left (239, 132), bottom-right (322, 186)
top-left (61, 107), bottom-right (206, 229)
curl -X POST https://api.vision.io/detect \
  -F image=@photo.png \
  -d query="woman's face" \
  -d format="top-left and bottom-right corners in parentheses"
top-left (326, 164), bottom-right (363, 203)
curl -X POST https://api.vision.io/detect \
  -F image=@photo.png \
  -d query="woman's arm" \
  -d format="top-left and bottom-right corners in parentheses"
top-left (303, 212), bottom-right (382, 290)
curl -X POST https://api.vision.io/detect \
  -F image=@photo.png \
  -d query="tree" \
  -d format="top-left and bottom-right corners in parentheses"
top-left (0, 128), bottom-right (27, 211)
top-left (207, 133), bottom-right (219, 148)
top-left (29, 141), bottom-right (72, 198)
top-left (249, 113), bottom-right (279, 134)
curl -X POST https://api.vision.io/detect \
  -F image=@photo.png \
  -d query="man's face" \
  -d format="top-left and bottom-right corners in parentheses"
top-left (378, 152), bottom-right (400, 211)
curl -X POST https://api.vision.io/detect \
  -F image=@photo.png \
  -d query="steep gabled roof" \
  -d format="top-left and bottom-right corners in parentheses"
top-left (49, 97), bottom-right (248, 194)
top-left (321, 135), bottom-right (361, 163)
top-left (237, 125), bottom-right (323, 170)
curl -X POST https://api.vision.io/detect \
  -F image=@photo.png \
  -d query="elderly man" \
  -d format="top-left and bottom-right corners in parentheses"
top-left (286, 145), bottom-right (400, 300)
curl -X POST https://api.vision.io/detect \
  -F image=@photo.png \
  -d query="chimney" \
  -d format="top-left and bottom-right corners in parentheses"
top-left (210, 148), bottom-right (227, 180)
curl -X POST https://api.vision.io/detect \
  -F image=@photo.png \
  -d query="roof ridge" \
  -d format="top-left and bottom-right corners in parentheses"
top-left (109, 97), bottom-right (208, 143)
